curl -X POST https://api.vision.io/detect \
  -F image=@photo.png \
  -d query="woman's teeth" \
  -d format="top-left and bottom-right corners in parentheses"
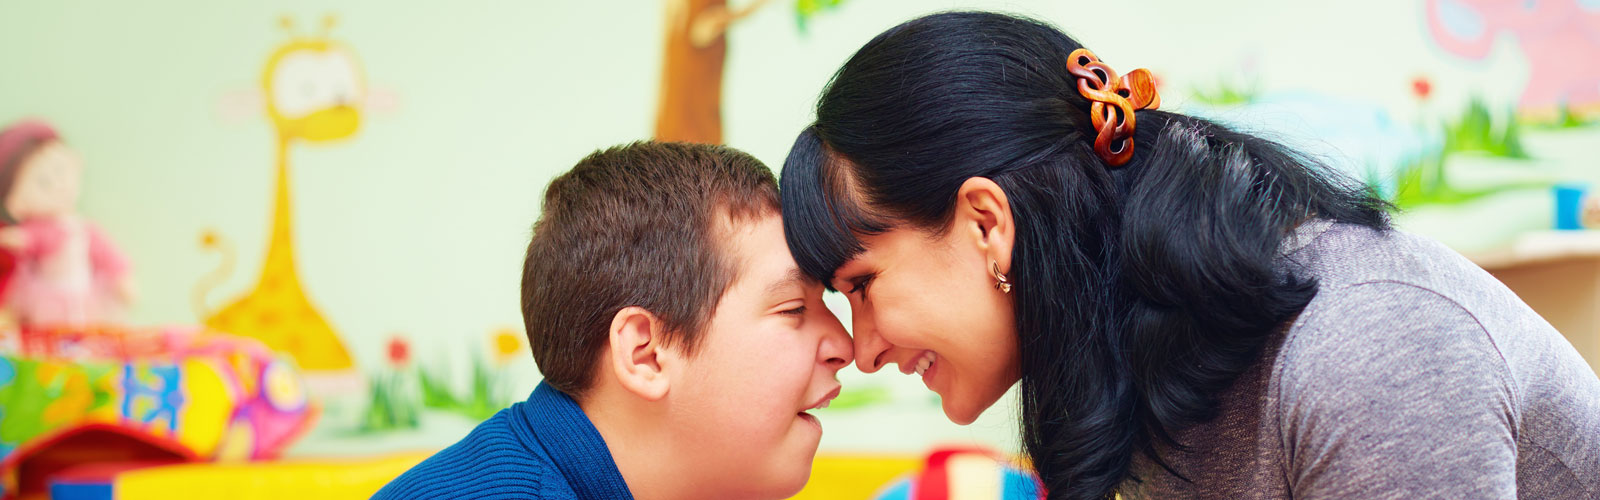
top-left (914, 351), bottom-right (937, 376)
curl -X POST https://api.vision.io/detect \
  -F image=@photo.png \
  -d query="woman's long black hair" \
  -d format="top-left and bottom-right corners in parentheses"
top-left (780, 12), bottom-right (1390, 500)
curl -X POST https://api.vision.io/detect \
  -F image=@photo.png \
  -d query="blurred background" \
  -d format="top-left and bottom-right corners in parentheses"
top-left (1, 0), bottom-right (1597, 498)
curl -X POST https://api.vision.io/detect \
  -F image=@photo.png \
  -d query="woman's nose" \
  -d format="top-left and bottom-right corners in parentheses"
top-left (818, 311), bottom-right (854, 371)
top-left (851, 312), bottom-right (891, 373)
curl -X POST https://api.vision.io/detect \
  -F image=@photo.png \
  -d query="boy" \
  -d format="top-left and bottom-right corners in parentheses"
top-left (374, 142), bottom-right (853, 500)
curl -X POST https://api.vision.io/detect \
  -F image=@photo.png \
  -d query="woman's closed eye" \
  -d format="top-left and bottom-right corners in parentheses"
top-left (846, 274), bottom-right (876, 297)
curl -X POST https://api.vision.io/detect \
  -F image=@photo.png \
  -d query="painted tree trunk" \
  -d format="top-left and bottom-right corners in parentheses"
top-left (655, 0), bottom-right (727, 144)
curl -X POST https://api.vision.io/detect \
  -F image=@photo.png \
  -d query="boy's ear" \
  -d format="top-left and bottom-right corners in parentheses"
top-left (606, 306), bottom-right (673, 401)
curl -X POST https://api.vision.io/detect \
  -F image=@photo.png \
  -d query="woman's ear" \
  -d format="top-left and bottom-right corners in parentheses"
top-left (955, 177), bottom-right (1015, 274)
top-left (606, 306), bottom-right (673, 401)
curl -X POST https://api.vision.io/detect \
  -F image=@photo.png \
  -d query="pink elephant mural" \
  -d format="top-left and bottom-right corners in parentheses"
top-left (1425, 0), bottom-right (1600, 117)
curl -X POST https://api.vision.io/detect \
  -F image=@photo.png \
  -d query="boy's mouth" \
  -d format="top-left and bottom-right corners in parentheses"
top-left (798, 386), bottom-right (840, 431)
top-left (801, 386), bottom-right (841, 413)
top-left (798, 412), bottom-right (821, 430)
top-left (798, 385), bottom-right (841, 421)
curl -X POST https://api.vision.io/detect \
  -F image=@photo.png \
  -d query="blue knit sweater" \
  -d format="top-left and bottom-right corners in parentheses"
top-left (372, 382), bottom-right (635, 499)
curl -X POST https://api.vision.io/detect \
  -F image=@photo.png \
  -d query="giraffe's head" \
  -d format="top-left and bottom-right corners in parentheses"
top-left (261, 15), bottom-right (364, 143)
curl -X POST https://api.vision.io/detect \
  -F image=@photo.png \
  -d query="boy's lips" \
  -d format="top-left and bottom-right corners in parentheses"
top-left (798, 386), bottom-right (840, 432)
top-left (802, 386), bottom-right (841, 412)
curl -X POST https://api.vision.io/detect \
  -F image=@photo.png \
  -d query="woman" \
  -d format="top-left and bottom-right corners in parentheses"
top-left (781, 11), bottom-right (1600, 499)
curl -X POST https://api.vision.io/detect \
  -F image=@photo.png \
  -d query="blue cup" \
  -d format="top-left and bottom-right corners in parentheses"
top-left (1554, 182), bottom-right (1590, 230)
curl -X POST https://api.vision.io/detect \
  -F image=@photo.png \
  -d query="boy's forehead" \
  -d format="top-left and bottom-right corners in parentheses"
top-left (722, 212), bottom-right (811, 293)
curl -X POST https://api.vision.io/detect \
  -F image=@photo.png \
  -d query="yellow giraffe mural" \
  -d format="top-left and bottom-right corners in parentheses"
top-left (201, 16), bottom-right (363, 372)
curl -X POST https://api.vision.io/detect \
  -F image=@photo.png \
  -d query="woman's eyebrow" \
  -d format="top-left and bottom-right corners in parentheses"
top-left (828, 261), bottom-right (865, 289)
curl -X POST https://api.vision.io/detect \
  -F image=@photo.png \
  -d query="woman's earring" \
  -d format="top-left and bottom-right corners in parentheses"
top-left (991, 260), bottom-right (1012, 294)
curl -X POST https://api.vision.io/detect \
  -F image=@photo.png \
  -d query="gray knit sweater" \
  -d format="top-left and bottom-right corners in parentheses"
top-left (1121, 221), bottom-right (1600, 499)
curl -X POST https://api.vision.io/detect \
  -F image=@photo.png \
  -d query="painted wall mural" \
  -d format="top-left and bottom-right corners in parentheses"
top-left (1425, 0), bottom-right (1600, 119)
top-left (655, 0), bottom-right (846, 143)
top-left (198, 16), bottom-right (364, 374)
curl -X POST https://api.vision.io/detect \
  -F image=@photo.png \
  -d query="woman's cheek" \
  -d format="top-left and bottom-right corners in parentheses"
top-left (878, 310), bottom-right (920, 347)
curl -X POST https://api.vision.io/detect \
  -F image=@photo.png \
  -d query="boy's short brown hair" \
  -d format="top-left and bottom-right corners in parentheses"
top-left (522, 141), bottom-right (780, 398)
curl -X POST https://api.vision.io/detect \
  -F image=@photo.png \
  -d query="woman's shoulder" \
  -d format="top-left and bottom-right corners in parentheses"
top-left (1283, 222), bottom-right (1550, 362)
top-left (1262, 249), bottom-right (1600, 496)
top-left (1267, 253), bottom-right (1586, 432)
top-left (1284, 222), bottom-right (1486, 294)
top-left (1276, 279), bottom-right (1508, 389)
top-left (1282, 222), bottom-right (1576, 385)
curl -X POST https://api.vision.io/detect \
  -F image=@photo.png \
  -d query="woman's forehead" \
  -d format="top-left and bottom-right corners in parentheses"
top-left (831, 230), bottom-right (901, 273)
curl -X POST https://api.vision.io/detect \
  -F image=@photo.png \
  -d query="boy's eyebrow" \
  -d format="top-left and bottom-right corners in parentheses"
top-left (765, 267), bottom-right (809, 298)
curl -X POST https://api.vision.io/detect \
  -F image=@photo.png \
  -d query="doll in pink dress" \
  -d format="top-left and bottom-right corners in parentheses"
top-left (0, 119), bottom-right (133, 330)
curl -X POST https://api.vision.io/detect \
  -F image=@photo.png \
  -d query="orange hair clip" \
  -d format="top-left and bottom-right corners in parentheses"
top-left (1066, 48), bottom-right (1160, 167)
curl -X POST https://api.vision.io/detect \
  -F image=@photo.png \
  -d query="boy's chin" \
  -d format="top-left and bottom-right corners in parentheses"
top-left (763, 460), bottom-right (815, 500)
top-left (725, 457), bottom-right (814, 500)
top-left (763, 434), bottom-right (821, 498)
top-left (707, 421), bottom-right (822, 498)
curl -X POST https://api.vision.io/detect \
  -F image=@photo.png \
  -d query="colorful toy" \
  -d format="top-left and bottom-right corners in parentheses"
top-left (0, 120), bottom-right (133, 330)
top-left (871, 447), bottom-right (1043, 500)
top-left (0, 326), bottom-right (315, 499)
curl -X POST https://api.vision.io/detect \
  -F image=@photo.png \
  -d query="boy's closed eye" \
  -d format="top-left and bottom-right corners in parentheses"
top-left (770, 297), bottom-right (807, 316)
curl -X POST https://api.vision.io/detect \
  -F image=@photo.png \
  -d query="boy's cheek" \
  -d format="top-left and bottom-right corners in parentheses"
top-left (760, 348), bottom-right (818, 402)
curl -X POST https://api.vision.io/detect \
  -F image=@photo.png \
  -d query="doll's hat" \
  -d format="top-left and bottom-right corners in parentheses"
top-left (0, 119), bottom-right (61, 202)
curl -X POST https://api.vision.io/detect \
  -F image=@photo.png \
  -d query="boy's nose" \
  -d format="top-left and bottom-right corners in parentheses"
top-left (817, 306), bottom-right (854, 370)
